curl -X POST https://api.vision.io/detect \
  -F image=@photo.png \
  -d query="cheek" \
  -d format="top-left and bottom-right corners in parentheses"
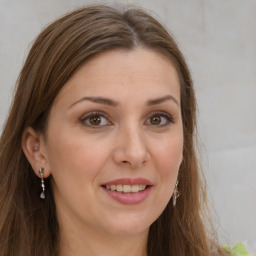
top-left (144, 135), bottom-right (183, 220)
top-left (45, 130), bottom-right (110, 188)
top-left (152, 133), bottom-right (183, 190)
top-left (155, 135), bottom-right (183, 170)
top-left (45, 132), bottom-right (112, 216)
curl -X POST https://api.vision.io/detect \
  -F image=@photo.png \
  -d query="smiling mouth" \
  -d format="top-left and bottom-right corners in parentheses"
top-left (102, 184), bottom-right (149, 193)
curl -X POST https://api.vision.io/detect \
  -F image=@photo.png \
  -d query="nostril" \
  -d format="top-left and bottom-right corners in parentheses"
top-left (113, 147), bottom-right (150, 168)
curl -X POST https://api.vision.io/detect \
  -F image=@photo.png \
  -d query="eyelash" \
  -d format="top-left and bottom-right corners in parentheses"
top-left (79, 111), bottom-right (174, 128)
top-left (80, 111), bottom-right (112, 128)
top-left (146, 111), bottom-right (174, 127)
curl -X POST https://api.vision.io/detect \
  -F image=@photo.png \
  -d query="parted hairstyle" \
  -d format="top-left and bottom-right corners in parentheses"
top-left (0, 4), bottom-right (228, 256)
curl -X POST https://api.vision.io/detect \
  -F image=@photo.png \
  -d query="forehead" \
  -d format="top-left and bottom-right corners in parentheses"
top-left (53, 48), bottom-right (181, 107)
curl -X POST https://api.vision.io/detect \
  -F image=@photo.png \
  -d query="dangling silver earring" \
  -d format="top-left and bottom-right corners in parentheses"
top-left (38, 168), bottom-right (45, 199)
top-left (173, 178), bottom-right (180, 207)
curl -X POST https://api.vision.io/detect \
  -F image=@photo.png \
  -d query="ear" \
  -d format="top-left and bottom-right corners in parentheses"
top-left (22, 127), bottom-right (51, 178)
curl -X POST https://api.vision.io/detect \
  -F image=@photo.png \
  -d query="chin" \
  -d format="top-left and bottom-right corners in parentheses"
top-left (102, 213), bottom-right (154, 237)
top-left (108, 225), bottom-right (150, 237)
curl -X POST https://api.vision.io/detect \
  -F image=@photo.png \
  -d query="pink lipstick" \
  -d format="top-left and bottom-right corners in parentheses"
top-left (101, 178), bottom-right (152, 205)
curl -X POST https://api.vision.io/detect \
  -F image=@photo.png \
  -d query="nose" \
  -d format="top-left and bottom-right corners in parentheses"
top-left (112, 126), bottom-right (150, 168)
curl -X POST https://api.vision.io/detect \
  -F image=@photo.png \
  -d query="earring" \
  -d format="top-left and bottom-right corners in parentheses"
top-left (173, 179), bottom-right (180, 207)
top-left (38, 168), bottom-right (45, 199)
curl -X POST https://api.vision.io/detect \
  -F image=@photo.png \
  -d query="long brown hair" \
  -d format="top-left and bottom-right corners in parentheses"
top-left (0, 4), bottom-right (227, 256)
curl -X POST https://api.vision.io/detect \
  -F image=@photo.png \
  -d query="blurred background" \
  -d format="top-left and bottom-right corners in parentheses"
top-left (0, 0), bottom-right (255, 253)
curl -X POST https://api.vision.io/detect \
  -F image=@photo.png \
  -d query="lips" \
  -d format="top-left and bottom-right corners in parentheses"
top-left (101, 178), bottom-right (153, 205)
top-left (103, 177), bottom-right (153, 186)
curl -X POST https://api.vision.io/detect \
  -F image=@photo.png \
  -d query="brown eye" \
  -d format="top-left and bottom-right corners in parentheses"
top-left (80, 112), bottom-right (111, 128)
top-left (89, 116), bottom-right (101, 126)
top-left (150, 116), bottom-right (161, 125)
top-left (146, 112), bottom-right (174, 127)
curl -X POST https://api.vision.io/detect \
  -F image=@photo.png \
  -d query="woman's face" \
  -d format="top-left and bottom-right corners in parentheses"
top-left (42, 48), bottom-right (183, 237)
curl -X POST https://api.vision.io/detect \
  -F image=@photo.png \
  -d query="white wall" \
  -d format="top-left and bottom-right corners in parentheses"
top-left (1, 0), bottom-right (255, 253)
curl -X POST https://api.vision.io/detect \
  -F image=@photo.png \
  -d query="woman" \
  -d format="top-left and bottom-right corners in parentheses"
top-left (0, 4), bottom-right (228, 256)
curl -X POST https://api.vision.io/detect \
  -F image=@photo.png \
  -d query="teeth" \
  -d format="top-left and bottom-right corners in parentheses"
top-left (116, 185), bottom-right (122, 192)
top-left (123, 185), bottom-right (131, 193)
top-left (131, 185), bottom-right (139, 193)
top-left (105, 184), bottom-right (147, 193)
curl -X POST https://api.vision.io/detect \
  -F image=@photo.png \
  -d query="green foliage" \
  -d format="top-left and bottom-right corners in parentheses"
top-left (223, 242), bottom-right (250, 256)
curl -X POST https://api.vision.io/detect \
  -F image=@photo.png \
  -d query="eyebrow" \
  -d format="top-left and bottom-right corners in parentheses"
top-left (68, 97), bottom-right (119, 108)
top-left (68, 94), bottom-right (179, 109)
top-left (146, 95), bottom-right (179, 106)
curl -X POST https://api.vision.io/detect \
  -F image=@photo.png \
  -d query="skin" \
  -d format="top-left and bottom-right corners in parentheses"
top-left (22, 48), bottom-right (184, 256)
